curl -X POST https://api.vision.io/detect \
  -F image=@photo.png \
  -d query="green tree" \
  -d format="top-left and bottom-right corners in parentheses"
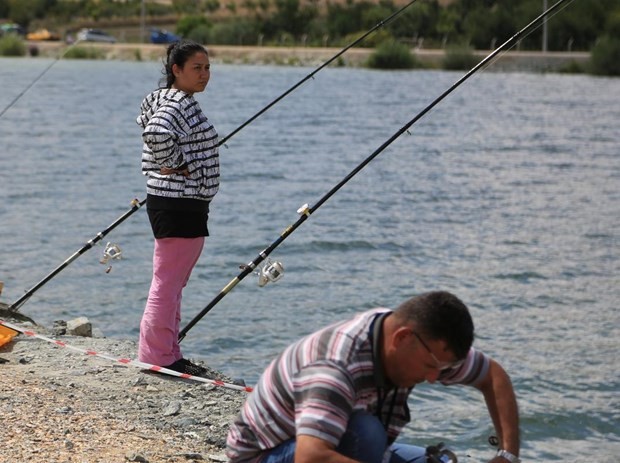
top-left (606, 10), bottom-right (620, 38)
top-left (0, 0), bottom-right (615, 54)
top-left (437, 7), bottom-right (462, 45)
top-left (204, 0), bottom-right (220, 13)
top-left (545, 0), bottom-right (607, 51)
top-left (186, 24), bottom-right (210, 44)
top-left (387, 1), bottom-right (441, 44)
top-left (210, 18), bottom-right (259, 44)
top-left (325, 1), bottom-right (377, 39)
top-left (462, 1), bottom-right (519, 50)
top-left (588, 5), bottom-right (620, 76)
top-left (0, 0), bottom-right (10, 18)
top-left (590, 36), bottom-right (620, 76)
top-left (7, 0), bottom-right (56, 27)
top-left (262, 0), bottom-right (318, 40)
top-left (173, 0), bottom-right (202, 14)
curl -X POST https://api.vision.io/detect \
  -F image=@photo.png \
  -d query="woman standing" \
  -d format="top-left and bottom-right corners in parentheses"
top-left (136, 40), bottom-right (219, 376)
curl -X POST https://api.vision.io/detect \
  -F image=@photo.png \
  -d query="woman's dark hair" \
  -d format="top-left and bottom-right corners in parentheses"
top-left (394, 291), bottom-right (475, 359)
top-left (159, 40), bottom-right (208, 88)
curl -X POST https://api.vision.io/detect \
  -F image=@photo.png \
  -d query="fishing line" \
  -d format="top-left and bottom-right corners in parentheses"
top-left (178, 0), bottom-right (574, 341)
top-left (3, 2), bottom-right (419, 315)
top-left (217, 0), bottom-right (422, 147)
top-left (0, 40), bottom-right (82, 119)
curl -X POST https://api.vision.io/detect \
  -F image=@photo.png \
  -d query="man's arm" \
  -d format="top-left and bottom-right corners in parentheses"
top-left (295, 435), bottom-right (360, 463)
top-left (474, 358), bottom-right (520, 462)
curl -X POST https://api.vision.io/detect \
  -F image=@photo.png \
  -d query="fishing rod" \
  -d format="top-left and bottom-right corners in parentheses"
top-left (2, 2), bottom-right (418, 314)
top-left (7, 199), bottom-right (144, 314)
top-left (178, 0), bottom-right (574, 341)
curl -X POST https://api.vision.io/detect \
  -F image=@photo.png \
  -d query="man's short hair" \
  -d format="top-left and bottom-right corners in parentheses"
top-left (394, 291), bottom-right (474, 359)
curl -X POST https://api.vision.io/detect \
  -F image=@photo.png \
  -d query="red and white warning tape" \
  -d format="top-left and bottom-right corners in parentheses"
top-left (0, 319), bottom-right (253, 393)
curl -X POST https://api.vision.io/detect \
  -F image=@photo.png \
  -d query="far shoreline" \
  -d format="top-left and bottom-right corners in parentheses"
top-left (23, 40), bottom-right (591, 72)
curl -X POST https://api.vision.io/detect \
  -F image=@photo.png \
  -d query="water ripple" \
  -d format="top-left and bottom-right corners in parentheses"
top-left (1, 60), bottom-right (619, 461)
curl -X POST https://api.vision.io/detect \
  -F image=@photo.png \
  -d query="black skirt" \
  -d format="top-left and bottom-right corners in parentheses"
top-left (146, 194), bottom-right (210, 239)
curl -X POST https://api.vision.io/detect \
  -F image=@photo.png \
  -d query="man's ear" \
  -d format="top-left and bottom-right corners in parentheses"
top-left (392, 326), bottom-right (411, 348)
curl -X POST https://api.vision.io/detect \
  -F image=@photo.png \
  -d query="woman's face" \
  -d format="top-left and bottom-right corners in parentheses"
top-left (172, 51), bottom-right (211, 95)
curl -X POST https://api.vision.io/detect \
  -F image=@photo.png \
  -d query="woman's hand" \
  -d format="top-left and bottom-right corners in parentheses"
top-left (160, 166), bottom-right (190, 177)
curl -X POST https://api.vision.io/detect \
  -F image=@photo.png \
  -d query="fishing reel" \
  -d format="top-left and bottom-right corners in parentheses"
top-left (257, 259), bottom-right (284, 287)
top-left (100, 242), bottom-right (122, 273)
top-left (425, 442), bottom-right (458, 463)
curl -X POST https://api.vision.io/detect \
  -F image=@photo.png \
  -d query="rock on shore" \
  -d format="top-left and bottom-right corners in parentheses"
top-left (0, 317), bottom-right (247, 463)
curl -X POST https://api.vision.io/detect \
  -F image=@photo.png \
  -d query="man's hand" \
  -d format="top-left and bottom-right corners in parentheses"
top-left (489, 449), bottom-right (521, 463)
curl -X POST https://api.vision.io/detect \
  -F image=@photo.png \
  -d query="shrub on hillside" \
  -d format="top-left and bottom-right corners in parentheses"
top-left (442, 45), bottom-right (479, 70)
top-left (0, 35), bottom-right (26, 56)
top-left (605, 11), bottom-right (620, 38)
top-left (589, 37), bottom-right (620, 76)
top-left (209, 19), bottom-right (259, 45)
top-left (186, 25), bottom-right (211, 45)
top-left (177, 15), bottom-right (211, 38)
top-left (64, 46), bottom-right (105, 60)
top-left (557, 60), bottom-right (586, 74)
top-left (367, 39), bottom-right (418, 70)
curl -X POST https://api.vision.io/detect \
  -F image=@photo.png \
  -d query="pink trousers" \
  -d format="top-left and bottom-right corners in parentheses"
top-left (138, 236), bottom-right (204, 366)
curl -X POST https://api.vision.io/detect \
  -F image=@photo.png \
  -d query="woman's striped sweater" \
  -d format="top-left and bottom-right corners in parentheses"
top-left (137, 88), bottom-right (219, 202)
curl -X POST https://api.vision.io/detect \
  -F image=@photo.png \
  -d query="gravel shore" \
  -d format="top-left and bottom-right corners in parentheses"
top-left (0, 316), bottom-right (247, 463)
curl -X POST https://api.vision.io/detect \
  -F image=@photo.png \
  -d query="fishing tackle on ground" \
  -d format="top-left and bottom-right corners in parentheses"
top-left (425, 442), bottom-right (458, 463)
top-left (2, 1), bottom-right (419, 315)
top-left (177, 0), bottom-right (575, 342)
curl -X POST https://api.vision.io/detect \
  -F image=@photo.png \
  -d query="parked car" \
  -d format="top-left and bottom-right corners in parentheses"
top-left (76, 28), bottom-right (116, 43)
top-left (26, 28), bottom-right (61, 41)
top-left (150, 28), bottom-right (180, 44)
top-left (0, 23), bottom-right (26, 37)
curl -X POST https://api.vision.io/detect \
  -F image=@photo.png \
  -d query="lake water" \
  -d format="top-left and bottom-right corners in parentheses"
top-left (1, 57), bottom-right (619, 461)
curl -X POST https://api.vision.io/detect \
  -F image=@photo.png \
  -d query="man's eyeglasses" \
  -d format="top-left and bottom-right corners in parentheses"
top-left (411, 330), bottom-right (464, 371)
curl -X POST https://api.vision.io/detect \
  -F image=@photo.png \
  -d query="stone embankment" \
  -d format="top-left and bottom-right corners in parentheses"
top-left (27, 40), bottom-right (590, 72)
